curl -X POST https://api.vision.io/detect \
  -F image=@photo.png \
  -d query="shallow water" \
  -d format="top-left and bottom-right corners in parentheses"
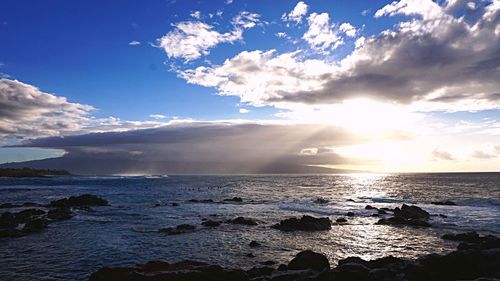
top-left (0, 173), bottom-right (499, 280)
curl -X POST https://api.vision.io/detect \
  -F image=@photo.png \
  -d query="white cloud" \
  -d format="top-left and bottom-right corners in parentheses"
top-left (190, 11), bottom-right (201, 19)
top-left (177, 0), bottom-right (500, 114)
top-left (157, 21), bottom-right (242, 62)
top-left (339, 22), bottom-right (357, 37)
top-left (282, 1), bottom-right (309, 24)
top-left (128, 40), bottom-right (141, 46)
top-left (239, 108), bottom-right (250, 114)
top-left (303, 13), bottom-right (344, 51)
top-left (149, 114), bottom-right (167, 119)
top-left (179, 50), bottom-right (336, 106)
top-left (232, 11), bottom-right (261, 29)
top-left (374, 0), bottom-right (444, 20)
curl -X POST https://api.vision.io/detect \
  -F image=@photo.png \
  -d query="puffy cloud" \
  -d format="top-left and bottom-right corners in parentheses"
top-left (9, 122), bottom-right (370, 174)
top-left (339, 22), bottom-right (357, 37)
top-left (157, 11), bottom-right (260, 62)
top-left (303, 13), bottom-right (344, 51)
top-left (232, 11), bottom-right (261, 29)
top-left (239, 108), bottom-right (250, 113)
top-left (0, 79), bottom-right (170, 142)
top-left (178, 50), bottom-right (336, 106)
top-left (180, 0), bottom-right (500, 111)
top-left (282, 1), bottom-right (309, 24)
top-left (157, 21), bottom-right (242, 62)
top-left (0, 79), bottom-right (93, 140)
top-left (190, 10), bottom-right (201, 19)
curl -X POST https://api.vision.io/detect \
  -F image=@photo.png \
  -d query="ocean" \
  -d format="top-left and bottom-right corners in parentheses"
top-left (0, 173), bottom-right (499, 280)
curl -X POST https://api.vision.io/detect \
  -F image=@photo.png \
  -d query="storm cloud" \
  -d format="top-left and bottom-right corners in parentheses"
top-left (6, 122), bottom-right (380, 174)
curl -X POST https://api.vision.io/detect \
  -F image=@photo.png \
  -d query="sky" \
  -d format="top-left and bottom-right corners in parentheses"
top-left (0, 0), bottom-right (499, 174)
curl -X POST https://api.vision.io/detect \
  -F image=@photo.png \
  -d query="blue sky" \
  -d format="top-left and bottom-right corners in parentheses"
top-left (0, 0), bottom-right (499, 173)
top-left (0, 0), bottom-right (396, 121)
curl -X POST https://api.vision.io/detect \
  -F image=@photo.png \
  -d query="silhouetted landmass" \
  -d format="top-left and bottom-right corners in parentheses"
top-left (0, 167), bottom-right (71, 178)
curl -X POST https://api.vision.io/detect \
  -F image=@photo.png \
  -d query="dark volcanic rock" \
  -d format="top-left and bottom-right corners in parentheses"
top-left (187, 199), bottom-right (214, 203)
top-left (47, 207), bottom-right (73, 220)
top-left (376, 216), bottom-right (431, 227)
top-left (0, 203), bottom-right (20, 209)
top-left (377, 204), bottom-right (431, 227)
top-left (288, 250), bottom-right (330, 272)
top-left (336, 217), bottom-right (347, 223)
top-left (442, 231), bottom-right (481, 243)
top-left (394, 204), bottom-right (430, 220)
top-left (431, 200), bottom-right (457, 206)
top-left (365, 205), bottom-right (377, 210)
top-left (346, 211), bottom-right (355, 217)
top-left (249, 241), bottom-right (261, 247)
top-left (227, 217), bottom-right (258, 226)
top-left (272, 215), bottom-right (331, 231)
top-left (315, 197), bottom-right (329, 204)
top-left (202, 220), bottom-right (221, 227)
top-left (159, 224), bottom-right (196, 235)
top-left (89, 260), bottom-right (250, 281)
top-left (49, 194), bottom-right (108, 208)
top-left (22, 218), bottom-right (48, 233)
top-left (223, 197), bottom-right (243, 202)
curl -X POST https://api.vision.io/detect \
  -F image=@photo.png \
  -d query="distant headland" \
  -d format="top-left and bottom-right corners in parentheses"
top-left (0, 168), bottom-right (71, 178)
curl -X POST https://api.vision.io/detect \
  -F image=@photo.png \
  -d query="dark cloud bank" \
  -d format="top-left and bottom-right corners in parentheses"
top-left (2, 123), bottom-right (370, 175)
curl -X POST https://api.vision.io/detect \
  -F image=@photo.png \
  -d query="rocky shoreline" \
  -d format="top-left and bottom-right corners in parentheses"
top-left (89, 231), bottom-right (500, 281)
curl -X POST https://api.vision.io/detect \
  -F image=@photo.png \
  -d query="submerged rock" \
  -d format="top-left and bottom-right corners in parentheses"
top-left (223, 197), bottom-right (243, 202)
top-left (47, 207), bottom-right (73, 220)
top-left (202, 220), bottom-right (221, 227)
top-left (365, 205), bottom-right (377, 210)
top-left (431, 200), bottom-right (457, 206)
top-left (315, 197), bottom-right (329, 204)
top-left (249, 241), bottom-right (261, 248)
top-left (226, 217), bottom-right (258, 226)
top-left (49, 194), bottom-right (108, 208)
top-left (187, 199), bottom-right (214, 203)
top-left (159, 224), bottom-right (196, 235)
top-left (272, 215), bottom-right (331, 231)
top-left (336, 217), bottom-right (347, 223)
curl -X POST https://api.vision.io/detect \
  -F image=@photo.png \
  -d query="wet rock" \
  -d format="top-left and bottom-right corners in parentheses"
top-left (337, 262), bottom-right (370, 281)
top-left (315, 197), bottom-right (329, 204)
top-left (0, 203), bottom-right (19, 209)
top-left (202, 220), bottom-right (221, 227)
top-left (47, 207), bottom-right (73, 220)
top-left (89, 260), bottom-right (250, 281)
top-left (288, 250), bottom-right (330, 272)
top-left (260, 260), bottom-right (276, 266)
top-left (249, 240), bottom-right (261, 247)
top-left (159, 224), bottom-right (196, 235)
top-left (187, 199), bottom-right (214, 203)
top-left (346, 212), bottom-right (355, 217)
top-left (272, 215), bottom-right (331, 231)
top-left (171, 202), bottom-right (180, 207)
top-left (226, 217), bottom-right (258, 226)
top-left (365, 205), bottom-right (377, 210)
top-left (378, 209), bottom-right (387, 215)
top-left (224, 197), bottom-right (243, 202)
top-left (0, 212), bottom-right (17, 228)
top-left (49, 194), bottom-right (108, 208)
top-left (377, 204), bottom-right (431, 227)
top-left (336, 217), bottom-right (347, 223)
top-left (394, 204), bottom-right (430, 220)
top-left (456, 235), bottom-right (500, 250)
top-left (22, 202), bottom-right (41, 207)
top-left (431, 200), bottom-right (457, 206)
top-left (247, 266), bottom-right (274, 278)
top-left (376, 216), bottom-right (431, 227)
top-left (22, 218), bottom-right (48, 233)
top-left (442, 231), bottom-right (480, 243)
